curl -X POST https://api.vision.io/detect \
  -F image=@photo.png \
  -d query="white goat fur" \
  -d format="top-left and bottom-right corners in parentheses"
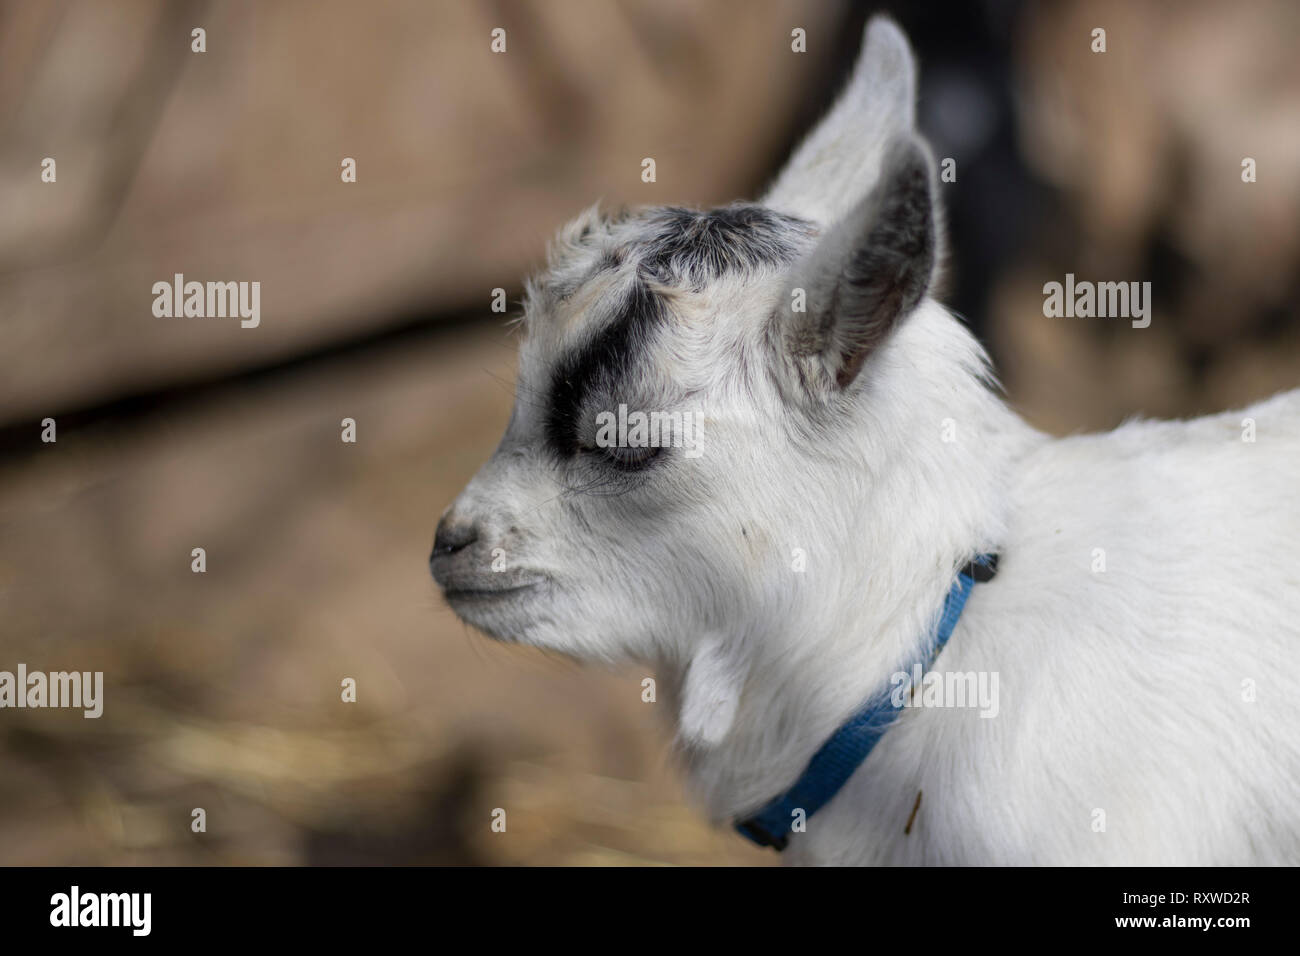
top-left (437, 18), bottom-right (1300, 864)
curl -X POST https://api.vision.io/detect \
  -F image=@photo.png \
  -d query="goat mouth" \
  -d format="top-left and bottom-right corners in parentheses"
top-left (442, 581), bottom-right (543, 603)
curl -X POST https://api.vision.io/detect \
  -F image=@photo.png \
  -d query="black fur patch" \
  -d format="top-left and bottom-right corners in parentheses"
top-left (638, 204), bottom-right (810, 285)
top-left (545, 277), bottom-right (667, 457)
top-left (544, 204), bottom-right (810, 457)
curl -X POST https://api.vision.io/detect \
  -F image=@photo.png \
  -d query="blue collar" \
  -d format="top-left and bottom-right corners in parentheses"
top-left (734, 553), bottom-right (999, 850)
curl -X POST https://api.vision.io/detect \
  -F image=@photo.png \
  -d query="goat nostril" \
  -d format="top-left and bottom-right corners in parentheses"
top-left (433, 515), bottom-right (480, 558)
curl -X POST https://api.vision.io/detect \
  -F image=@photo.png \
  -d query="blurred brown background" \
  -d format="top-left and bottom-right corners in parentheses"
top-left (1, 0), bottom-right (1297, 865)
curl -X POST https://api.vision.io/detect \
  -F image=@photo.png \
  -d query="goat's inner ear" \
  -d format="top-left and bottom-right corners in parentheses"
top-left (774, 134), bottom-right (937, 395)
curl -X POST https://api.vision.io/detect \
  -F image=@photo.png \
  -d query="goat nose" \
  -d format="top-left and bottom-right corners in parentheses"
top-left (432, 514), bottom-right (480, 559)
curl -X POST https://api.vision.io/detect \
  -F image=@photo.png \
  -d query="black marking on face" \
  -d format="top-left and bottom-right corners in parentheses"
top-left (542, 202), bottom-right (811, 462)
top-left (545, 276), bottom-right (667, 458)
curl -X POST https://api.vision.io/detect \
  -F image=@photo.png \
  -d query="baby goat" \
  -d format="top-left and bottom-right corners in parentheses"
top-left (431, 17), bottom-right (1300, 864)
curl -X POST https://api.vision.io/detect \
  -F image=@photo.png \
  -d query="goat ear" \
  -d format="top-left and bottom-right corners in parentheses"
top-left (678, 635), bottom-right (749, 748)
top-left (764, 16), bottom-right (917, 224)
top-left (772, 134), bottom-right (937, 395)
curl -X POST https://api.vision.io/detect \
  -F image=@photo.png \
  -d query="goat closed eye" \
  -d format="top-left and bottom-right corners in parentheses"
top-left (601, 442), bottom-right (663, 471)
top-left (578, 439), bottom-right (663, 471)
